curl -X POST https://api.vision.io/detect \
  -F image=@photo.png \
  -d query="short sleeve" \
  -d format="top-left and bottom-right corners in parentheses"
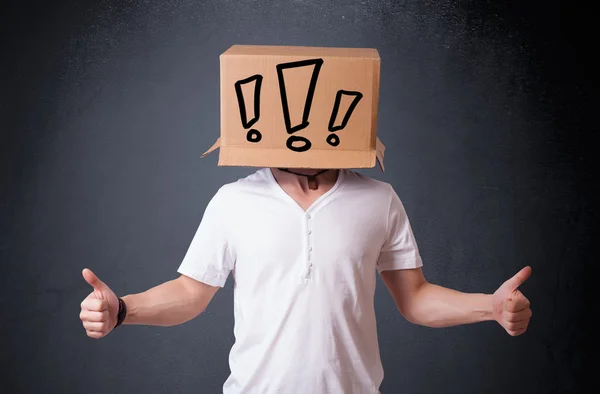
top-left (377, 185), bottom-right (423, 272)
top-left (177, 188), bottom-right (235, 287)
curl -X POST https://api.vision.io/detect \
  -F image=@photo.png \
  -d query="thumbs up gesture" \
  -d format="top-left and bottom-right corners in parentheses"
top-left (492, 266), bottom-right (533, 336)
top-left (79, 268), bottom-right (119, 339)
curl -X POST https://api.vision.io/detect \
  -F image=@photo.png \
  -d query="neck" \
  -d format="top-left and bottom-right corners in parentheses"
top-left (270, 168), bottom-right (339, 191)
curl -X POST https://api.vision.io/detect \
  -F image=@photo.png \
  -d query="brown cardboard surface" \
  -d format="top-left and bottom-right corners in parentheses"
top-left (205, 45), bottom-right (383, 170)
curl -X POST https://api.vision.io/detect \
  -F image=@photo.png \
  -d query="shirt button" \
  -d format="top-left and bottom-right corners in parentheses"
top-left (308, 230), bottom-right (312, 234)
top-left (307, 214), bottom-right (311, 219)
top-left (309, 246), bottom-right (313, 251)
top-left (308, 262), bottom-right (313, 267)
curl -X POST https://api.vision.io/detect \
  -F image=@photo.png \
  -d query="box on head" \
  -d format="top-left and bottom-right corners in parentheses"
top-left (203, 45), bottom-right (385, 171)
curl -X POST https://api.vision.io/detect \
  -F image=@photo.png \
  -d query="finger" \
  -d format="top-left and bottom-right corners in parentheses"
top-left (86, 330), bottom-right (105, 339)
top-left (80, 309), bottom-right (107, 322)
top-left (83, 321), bottom-right (107, 332)
top-left (501, 266), bottom-right (532, 292)
top-left (505, 321), bottom-right (529, 331)
top-left (80, 297), bottom-right (108, 312)
top-left (82, 268), bottom-right (107, 295)
top-left (504, 309), bottom-right (532, 323)
top-left (507, 327), bottom-right (527, 337)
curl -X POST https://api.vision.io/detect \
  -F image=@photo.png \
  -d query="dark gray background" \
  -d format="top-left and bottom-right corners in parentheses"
top-left (1, 0), bottom-right (595, 393)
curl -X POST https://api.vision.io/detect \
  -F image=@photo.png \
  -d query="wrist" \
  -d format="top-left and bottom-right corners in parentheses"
top-left (120, 295), bottom-right (135, 324)
top-left (474, 294), bottom-right (495, 322)
top-left (114, 297), bottom-right (128, 328)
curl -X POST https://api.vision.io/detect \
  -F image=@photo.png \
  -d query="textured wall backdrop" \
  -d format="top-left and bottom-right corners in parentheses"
top-left (1, 0), bottom-right (595, 393)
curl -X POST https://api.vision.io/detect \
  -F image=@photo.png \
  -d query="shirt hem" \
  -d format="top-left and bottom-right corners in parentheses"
top-left (377, 256), bottom-right (423, 273)
top-left (177, 267), bottom-right (227, 287)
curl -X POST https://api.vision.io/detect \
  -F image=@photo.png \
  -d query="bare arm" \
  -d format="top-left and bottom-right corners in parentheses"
top-left (381, 268), bottom-right (493, 327)
top-left (122, 275), bottom-right (219, 327)
top-left (80, 269), bottom-right (218, 338)
top-left (380, 266), bottom-right (532, 335)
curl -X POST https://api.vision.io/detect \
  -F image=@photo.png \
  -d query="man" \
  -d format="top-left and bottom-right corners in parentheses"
top-left (80, 167), bottom-right (532, 393)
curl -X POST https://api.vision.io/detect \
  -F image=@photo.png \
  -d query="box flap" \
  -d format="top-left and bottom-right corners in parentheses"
top-left (201, 137), bottom-right (221, 157)
top-left (376, 137), bottom-right (385, 172)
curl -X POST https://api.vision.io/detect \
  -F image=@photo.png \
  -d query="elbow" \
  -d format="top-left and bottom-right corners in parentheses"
top-left (398, 304), bottom-right (420, 325)
top-left (399, 307), bottom-right (427, 327)
top-left (398, 299), bottom-right (443, 328)
top-left (183, 297), bottom-right (209, 324)
top-left (401, 309), bottom-right (443, 328)
top-left (396, 282), bottom-right (438, 327)
top-left (399, 287), bottom-right (456, 328)
top-left (162, 304), bottom-right (206, 327)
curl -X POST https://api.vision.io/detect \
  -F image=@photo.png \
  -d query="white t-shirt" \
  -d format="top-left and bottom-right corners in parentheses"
top-left (178, 168), bottom-right (423, 394)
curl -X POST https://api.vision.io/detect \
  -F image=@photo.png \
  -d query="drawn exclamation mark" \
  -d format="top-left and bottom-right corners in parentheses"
top-left (276, 58), bottom-right (324, 152)
top-left (327, 90), bottom-right (363, 146)
top-left (234, 74), bottom-right (263, 143)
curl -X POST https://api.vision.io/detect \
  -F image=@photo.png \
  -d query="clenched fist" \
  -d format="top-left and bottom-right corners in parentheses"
top-left (79, 268), bottom-right (119, 339)
top-left (492, 266), bottom-right (533, 336)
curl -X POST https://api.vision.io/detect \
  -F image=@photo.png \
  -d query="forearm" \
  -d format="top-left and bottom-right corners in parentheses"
top-left (404, 282), bottom-right (494, 328)
top-left (121, 278), bottom-right (207, 327)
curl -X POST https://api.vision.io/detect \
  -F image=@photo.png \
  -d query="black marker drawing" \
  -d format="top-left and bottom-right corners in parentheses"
top-left (234, 74), bottom-right (263, 143)
top-left (276, 58), bottom-right (323, 152)
top-left (327, 90), bottom-right (363, 147)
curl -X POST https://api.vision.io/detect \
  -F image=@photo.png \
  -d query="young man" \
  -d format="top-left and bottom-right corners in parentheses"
top-left (80, 168), bottom-right (532, 394)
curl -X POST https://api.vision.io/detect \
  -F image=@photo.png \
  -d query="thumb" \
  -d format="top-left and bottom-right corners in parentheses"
top-left (82, 268), bottom-right (108, 298)
top-left (500, 266), bottom-right (532, 292)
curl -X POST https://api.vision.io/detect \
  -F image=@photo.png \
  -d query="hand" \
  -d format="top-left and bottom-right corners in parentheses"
top-left (79, 268), bottom-right (119, 339)
top-left (492, 266), bottom-right (532, 336)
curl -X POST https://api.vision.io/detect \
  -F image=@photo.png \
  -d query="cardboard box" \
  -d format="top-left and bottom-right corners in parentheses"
top-left (203, 45), bottom-right (385, 171)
